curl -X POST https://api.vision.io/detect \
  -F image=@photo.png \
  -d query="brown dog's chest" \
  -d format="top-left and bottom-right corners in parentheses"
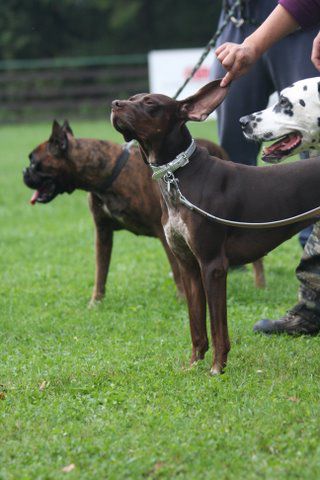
top-left (97, 192), bottom-right (155, 236)
top-left (160, 186), bottom-right (195, 261)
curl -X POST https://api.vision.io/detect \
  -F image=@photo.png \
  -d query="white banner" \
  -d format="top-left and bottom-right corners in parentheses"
top-left (148, 48), bottom-right (215, 100)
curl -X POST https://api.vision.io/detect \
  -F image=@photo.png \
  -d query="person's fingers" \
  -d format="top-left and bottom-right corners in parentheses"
top-left (220, 71), bottom-right (234, 87)
top-left (221, 50), bottom-right (238, 69)
top-left (215, 43), bottom-right (229, 56)
top-left (216, 47), bottom-right (233, 63)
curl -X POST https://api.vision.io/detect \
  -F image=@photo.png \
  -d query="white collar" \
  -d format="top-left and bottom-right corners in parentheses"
top-left (150, 139), bottom-right (196, 180)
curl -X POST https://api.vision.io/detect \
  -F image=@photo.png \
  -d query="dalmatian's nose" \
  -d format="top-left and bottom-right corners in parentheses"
top-left (239, 115), bottom-right (250, 130)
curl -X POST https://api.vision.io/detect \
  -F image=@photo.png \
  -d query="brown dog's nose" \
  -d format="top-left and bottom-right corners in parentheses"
top-left (111, 100), bottom-right (123, 109)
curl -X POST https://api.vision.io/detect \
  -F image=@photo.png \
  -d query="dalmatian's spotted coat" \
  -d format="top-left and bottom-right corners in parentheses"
top-left (240, 77), bottom-right (320, 163)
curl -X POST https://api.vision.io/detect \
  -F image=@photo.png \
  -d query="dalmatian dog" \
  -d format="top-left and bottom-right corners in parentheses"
top-left (239, 77), bottom-right (320, 163)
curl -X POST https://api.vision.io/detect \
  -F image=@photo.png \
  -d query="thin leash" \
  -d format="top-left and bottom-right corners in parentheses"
top-left (173, 0), bottom-right (253, 99)
top-left (119, 3), bottom-right (320, 228)
top-left (122, 0), bottom-right (246, 153)
top-left (152, 140), bottom-right (320, 229)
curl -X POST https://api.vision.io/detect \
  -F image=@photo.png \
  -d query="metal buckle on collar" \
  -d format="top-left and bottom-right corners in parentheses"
top-left (150, 139), bottom-right (196, 180)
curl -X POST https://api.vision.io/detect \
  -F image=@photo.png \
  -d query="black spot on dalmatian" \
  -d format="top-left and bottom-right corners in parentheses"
top-left (273, 103), bottom-right (281, 114)
top-left (252, 122), bottom-right (257, 128)
top-left (249, 114), bottom-right (256, 121)
top-left (273, 95), bottom-right (294, 116)
top-left (256, 118), bottom-right (262, 122)
top-left (255, 111), bottom-right (262, 116)
top-left (299, 99), bottom-right (306, 107)
top-left (264, 132), bottom-right (274, 139)
top-left (303, 85), bottom-right (308, 91)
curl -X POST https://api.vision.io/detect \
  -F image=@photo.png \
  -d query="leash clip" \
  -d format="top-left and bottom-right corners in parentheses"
top-left (164, 171), bottom-right (176, 194)
top-left (230, 15), bottom-right (244, 27)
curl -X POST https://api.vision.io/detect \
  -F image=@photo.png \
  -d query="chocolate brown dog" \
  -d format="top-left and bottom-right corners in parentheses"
top-left (24, 121), bottom-right (254, 305)
top-left (111, 80), bottom-right (320, 374)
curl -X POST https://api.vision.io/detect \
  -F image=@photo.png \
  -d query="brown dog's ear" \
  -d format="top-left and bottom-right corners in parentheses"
top-left (52, 119), bottom-right (61, 133)
top-left (178, 80), bottom-right (228, 122)
top-left (62, 120), bottom-right (74, 136)
top-left (50, 119), bottom-right (68, 153)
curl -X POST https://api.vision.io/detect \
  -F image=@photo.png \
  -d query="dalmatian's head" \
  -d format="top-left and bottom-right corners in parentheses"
top-left (239, 77), bottom-right (320, 163)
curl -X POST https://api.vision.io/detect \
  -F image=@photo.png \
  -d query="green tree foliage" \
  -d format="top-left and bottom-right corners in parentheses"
top-left (0, 0), bottom-right (222, 59)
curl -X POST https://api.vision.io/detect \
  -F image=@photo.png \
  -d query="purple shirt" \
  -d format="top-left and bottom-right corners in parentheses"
top-left (279, 0), bottom-right (320, 29)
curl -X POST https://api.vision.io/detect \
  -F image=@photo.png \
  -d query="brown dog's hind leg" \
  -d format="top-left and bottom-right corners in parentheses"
top-left (179, 261), bottom-right (208, 365)
top-left (253, 258), bottom-right (266, 288)
top-left (201, 258), bottom-right (230, 375)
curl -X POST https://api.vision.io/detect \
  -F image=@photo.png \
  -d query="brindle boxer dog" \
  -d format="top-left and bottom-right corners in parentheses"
top-left (24, 121), bottom-right (263, 306)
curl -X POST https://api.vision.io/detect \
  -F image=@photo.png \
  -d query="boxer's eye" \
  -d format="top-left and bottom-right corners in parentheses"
top-left (31, 162), bottom-right (41, 172)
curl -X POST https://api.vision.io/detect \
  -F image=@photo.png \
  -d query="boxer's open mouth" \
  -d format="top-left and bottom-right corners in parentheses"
top-left (30, 180), bottom-right (57, 204)
top-left (262, 132), bottom-right (302, 163)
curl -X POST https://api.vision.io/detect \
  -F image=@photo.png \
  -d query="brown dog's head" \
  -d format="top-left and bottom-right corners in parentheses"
top-left (110, 80), bottom-right (228, 160)
top-left (23, 120), bottom-right (76, 204)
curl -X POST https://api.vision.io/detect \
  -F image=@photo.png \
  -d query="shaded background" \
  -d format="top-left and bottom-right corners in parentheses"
top-left (0, 0), bottom-right (222, 122)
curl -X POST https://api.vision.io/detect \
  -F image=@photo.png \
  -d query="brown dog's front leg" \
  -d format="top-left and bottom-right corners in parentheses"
top-left (201, 259), bottom-right (230, 375)
top-left (158, 231), bottom-right (185, 298)
top-left (88, 194), bottom-right (114, 307)
top-left (179, 261), bottom-right (208, 364)
top-left (89, 223), bottom-right (113, 307)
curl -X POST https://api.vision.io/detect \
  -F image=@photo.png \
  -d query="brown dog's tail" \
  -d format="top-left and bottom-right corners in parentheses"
top-left (196, 138), bottom-right (229, 161)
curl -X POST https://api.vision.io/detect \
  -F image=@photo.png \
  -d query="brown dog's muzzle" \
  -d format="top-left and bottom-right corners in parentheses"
top-left (111, 100), bottom-right (137, 142)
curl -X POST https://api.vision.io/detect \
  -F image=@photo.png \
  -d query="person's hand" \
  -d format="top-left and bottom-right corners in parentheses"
top-left (311, 31), bottom-right (320, 71)
top-left (215, 41), bottom-right (261, 87)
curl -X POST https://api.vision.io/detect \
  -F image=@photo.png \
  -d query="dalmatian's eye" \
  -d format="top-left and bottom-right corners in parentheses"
top-left (279, 97), bottom-right (289, 107)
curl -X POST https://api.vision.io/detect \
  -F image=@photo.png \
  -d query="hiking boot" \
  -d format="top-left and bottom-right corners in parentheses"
top-left (253, 303), bottom-right (320, 335)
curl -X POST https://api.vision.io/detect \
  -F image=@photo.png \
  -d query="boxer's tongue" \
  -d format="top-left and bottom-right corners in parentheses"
top-left (30, 190), bottom-right (40, 205)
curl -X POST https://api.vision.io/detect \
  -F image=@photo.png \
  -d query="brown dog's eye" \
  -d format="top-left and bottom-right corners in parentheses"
top-left (144, 98), bottom-right (155, 106)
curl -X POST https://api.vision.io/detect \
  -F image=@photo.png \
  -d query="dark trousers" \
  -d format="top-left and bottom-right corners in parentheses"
top-left (211, 0), bottom-right (320, 311)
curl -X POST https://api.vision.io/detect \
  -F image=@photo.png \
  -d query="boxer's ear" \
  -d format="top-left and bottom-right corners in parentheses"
top-left (178, 80), bottom-right (228, 122)
top-left (52, 119), bottom-right (61, 134)
top-left (62, 120), bottom-right (74, 136)
top-left (50, 119), bottom-right (68, 153)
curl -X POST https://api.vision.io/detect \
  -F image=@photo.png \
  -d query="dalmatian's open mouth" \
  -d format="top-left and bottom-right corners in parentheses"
top-left (262, 132), bottom-right (302, 163)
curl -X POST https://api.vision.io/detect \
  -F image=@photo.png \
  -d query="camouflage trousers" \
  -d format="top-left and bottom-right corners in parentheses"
top-left (297, 221), bottom-right (320, 313)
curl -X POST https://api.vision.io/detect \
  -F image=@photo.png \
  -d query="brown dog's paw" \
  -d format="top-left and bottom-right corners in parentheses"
top-left (88, 297), bottom-right (104, 309)
top-left (210, 366), bottom-right (223, 376)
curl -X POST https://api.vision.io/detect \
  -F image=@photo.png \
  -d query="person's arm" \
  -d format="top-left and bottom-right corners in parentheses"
top-left (311, 31), bottom-right (320, 70)
top-left (216, 5), bottom-right (299, 87)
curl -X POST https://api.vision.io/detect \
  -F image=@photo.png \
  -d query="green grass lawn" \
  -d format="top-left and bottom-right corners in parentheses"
top-left (1, 119), bottom-right (320, 479)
